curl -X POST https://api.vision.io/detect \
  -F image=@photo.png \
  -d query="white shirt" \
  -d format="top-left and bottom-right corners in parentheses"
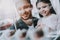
top-left (37, 14), bottom-right (58, 36)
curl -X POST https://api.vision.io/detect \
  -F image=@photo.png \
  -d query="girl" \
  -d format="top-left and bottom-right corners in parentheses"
top-left (36, 0), bottom-right (58, 37)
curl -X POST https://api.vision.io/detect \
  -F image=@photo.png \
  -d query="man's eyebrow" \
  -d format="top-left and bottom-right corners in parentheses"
top-left (23, 4), bottom-right (31, 8)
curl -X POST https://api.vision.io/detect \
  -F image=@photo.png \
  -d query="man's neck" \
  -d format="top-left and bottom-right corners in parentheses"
top-left (22, 19), bottom-right (33, 26)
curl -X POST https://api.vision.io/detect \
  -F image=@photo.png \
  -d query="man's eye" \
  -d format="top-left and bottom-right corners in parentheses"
top-left (38, 8), bottom-right (41, 10)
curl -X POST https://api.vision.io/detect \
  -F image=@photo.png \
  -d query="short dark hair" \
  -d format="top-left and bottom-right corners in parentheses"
top-left (36, 0), bottom-right (56, 17)
top-left (27, 0), bottom-right (31, 4)
top-left (27, 0), bottom-right (33, 7)
top-left (35, 29), bottom-right (44, 38)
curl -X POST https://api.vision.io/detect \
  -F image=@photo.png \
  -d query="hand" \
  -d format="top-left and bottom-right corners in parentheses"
top-left (0, 23), bottom-right (12, 30)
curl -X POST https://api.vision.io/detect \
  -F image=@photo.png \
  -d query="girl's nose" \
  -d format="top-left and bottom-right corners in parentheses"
top-left (40, 8), bottom-right (45, 13)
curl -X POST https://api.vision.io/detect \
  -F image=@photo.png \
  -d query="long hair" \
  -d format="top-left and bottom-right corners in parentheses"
top-left (36, 0), bottom-right (56, 17)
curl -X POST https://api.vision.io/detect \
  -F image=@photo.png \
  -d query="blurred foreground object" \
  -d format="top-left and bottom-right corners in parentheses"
top-left (0, 18), bottom-right (14, 30)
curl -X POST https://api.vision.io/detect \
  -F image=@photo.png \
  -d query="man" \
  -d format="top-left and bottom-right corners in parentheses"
top-left (14, 0), bottom-right (38, 30)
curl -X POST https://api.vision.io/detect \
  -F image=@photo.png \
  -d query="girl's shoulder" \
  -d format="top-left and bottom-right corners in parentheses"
top-left (50, 14), bottom-right (58, 18)
top-left (49, 14), bottom-right (58, 22)
top-left (47, 14), bottom-right (58, 20)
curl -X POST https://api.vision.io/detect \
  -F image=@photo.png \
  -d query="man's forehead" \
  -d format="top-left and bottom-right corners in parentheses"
top-left (16, 0), bottom-right (31, 9)
top-left (18, 3), bottom-right (31, 9)
top-left (16, 0), bottom-right (29, 3)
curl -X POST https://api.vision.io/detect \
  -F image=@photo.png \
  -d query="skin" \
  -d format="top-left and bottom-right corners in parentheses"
top-left (18, 2), bottom-right (32, 20)
top-left (0, 23), bottom-right (12, 30)
top-left (36, 2), bottom-right (53, 32)
top-left (18, 1), bottom-right (33, 26)
top-left (37, 2), bottom-right (51, 17)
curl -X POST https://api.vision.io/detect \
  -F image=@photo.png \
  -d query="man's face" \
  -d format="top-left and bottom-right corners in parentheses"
top-left (18, 2), bottom-right (32, 20)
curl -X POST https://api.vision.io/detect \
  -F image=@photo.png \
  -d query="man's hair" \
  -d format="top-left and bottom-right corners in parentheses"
top-left (27, 0), bottom-right (31, 5)
top-left (16, 0), bottom-right (32, 9)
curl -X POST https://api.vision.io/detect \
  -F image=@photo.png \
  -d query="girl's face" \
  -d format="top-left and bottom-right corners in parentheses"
top-left (37, 2), bottom-right (51, 17)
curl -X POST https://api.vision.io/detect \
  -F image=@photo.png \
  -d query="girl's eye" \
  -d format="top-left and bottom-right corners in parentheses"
top-left (38, 8), bottom-right (41, 10)
top-left (43, 6), bottom-right (47, 8)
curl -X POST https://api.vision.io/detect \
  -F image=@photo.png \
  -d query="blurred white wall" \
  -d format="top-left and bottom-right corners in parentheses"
top-left (31, 0), bottom-right (40, 18)
top-left (50, 0), bottom-right (60, 15)
top-left (0, 0), bottom-right (19, 20)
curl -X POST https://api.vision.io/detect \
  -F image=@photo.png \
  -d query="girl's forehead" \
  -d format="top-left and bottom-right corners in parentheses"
top-left (37, 2), bottom-right (49, 7)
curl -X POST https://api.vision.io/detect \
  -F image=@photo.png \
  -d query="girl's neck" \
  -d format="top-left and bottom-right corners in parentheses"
top-left (44, 13), bottom-right (51, 17)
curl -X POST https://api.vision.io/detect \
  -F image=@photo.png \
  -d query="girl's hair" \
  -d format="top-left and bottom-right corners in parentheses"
top-left (36, 0), bottom-right (56, 17)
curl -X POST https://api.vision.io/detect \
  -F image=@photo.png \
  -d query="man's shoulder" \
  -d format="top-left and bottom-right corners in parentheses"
top-left (32, 17), bottom-right (39, 21)
top-left (32, 17), bottom-right (39, 27)
top-left (16, 19), bottom-right (23, 24)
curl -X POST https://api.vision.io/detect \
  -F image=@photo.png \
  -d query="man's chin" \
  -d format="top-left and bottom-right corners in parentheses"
top-left (22, 17), bottom-right (29, 20)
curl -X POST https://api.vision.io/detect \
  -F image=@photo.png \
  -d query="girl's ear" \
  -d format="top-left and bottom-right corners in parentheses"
top-left (48, 3), bottom-right (52, 9)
